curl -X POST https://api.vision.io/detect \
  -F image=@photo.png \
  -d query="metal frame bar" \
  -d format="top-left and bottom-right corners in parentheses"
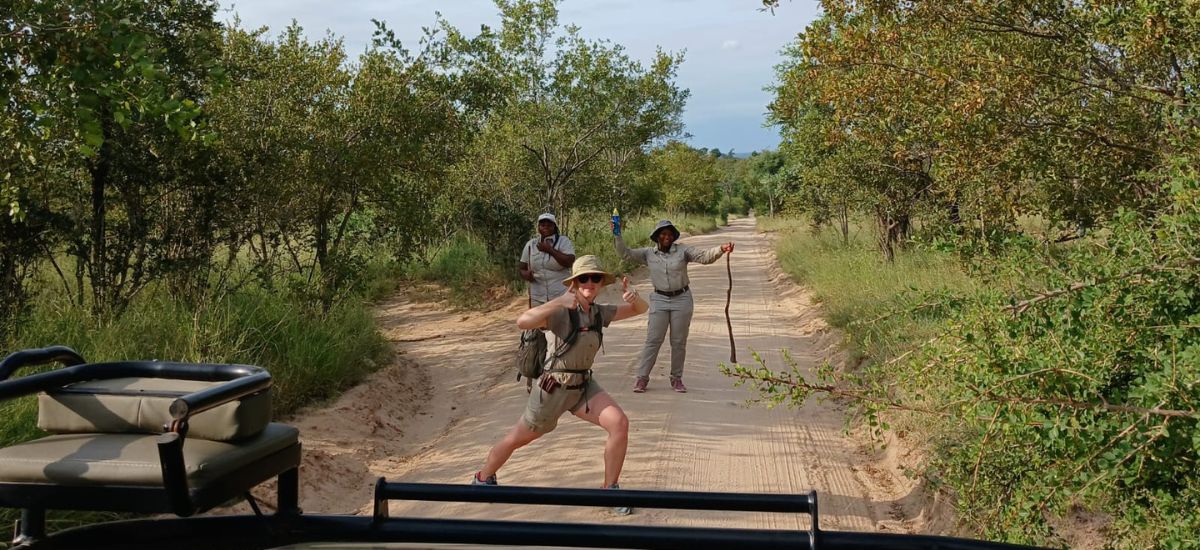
top-left (0, 347), bottom-right (297, 543)
top-left (376, 482), bottom-right (819, 549)
top-left (19, 485), bottom-right (1046, 550)
top-left (0, 346), bottom-right (85, 381)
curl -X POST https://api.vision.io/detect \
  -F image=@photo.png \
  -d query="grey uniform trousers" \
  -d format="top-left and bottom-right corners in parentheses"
top-left (635, 290), bottom-right (694, 379)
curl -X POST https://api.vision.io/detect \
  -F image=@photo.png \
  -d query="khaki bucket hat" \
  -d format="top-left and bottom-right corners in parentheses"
top-left (562, 255), bottom-right (616, 287)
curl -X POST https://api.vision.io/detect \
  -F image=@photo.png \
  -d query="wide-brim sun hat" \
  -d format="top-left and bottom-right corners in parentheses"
top-left (649, 219), bottom-right (680, 242)
top-left (562, 255), bottom-right (616, 287)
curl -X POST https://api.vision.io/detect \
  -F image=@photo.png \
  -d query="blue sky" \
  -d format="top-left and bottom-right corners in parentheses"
top-left (219, 1), bottom-right (820, 154)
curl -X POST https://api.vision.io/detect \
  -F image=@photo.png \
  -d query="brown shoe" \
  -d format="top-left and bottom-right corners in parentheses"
top-left (670, 378), bottom-right (687, 393)
top-left (632, 377), bottom-right (648, 393)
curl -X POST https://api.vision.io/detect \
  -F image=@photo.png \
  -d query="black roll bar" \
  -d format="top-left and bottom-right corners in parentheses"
top-left (0, 346), bottom-right (273, 517)
top-left (377, 481), bottom-right (819, 549)
top-left (0, 346), bottom-right (86, 381)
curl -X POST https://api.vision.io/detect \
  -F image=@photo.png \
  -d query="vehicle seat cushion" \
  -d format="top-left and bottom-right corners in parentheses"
top-left (0, 423), bottom-right (298, 487)
top-left (37, 378), bottom-right (271, 442)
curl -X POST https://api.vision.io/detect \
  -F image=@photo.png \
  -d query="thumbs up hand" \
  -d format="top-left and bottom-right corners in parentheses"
top-left (621, 276), bottom-right (639, 304)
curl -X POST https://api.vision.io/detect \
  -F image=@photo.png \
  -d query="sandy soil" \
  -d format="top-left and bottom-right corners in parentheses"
top-left (251, 216), bottom-right (938, 534)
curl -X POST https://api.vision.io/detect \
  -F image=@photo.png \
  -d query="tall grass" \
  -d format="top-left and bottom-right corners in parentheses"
top-left (762, 215), bottom-right (977, 366)
top-left (1, 286), bottom-right (388, 446)
top-left (406, 234), bottom-right (518, 307)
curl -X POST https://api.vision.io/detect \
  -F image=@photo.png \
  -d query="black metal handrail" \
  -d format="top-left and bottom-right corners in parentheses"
top-left (366, 480), bottom-right (1043, 550)
top-left (24, 507), bottom-right (1047, 550)
top-left (376, 481), bottom-right (819, 549)
top-left (0, 346), bottom-right (86, 381)
top-left (376, 481), bottom-right (817, 513)
top-left (0, 346), bottom-right (273, 518)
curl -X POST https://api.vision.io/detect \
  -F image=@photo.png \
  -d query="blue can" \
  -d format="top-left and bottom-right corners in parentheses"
top-left (611, 208), bottom-right (621, 236)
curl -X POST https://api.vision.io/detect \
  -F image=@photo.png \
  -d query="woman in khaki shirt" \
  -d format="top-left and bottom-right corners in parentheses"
top-left (472, 256), bottom-right (648, 513)
top-left (615, 220), bottom-right (733, 393)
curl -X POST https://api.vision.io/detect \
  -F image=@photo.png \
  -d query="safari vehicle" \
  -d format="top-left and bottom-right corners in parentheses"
top-left (0, 346), bottom-right (1040, 550)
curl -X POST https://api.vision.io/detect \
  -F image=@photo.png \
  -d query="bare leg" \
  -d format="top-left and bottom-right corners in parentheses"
top-left (572, 391), bottom-right (629, 487)
top-left (480, 419), bottom-right (544, 480)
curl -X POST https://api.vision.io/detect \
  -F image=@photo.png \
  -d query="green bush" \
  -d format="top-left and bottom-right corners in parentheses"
top-left (747, 175), bottom-right (1200, 546)
top-left (904, 186), bottom-right (1200, 546)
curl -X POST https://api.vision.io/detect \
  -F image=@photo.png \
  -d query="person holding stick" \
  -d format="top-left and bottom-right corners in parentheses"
top-left (614, 220), bottom-right (733, 393)
top-left (474, 256), bottom-right (648, 514)
top-left (519, 213), bottom-right (576, 306)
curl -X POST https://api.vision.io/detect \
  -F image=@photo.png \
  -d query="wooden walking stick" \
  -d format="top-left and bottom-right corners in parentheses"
top-left (725, 252), bottom-right (737, 363)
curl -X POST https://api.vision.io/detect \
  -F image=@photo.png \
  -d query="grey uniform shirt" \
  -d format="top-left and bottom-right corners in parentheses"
top-left (520, 234), bottom-right (576, 304)
top-left (614, 235), bottom-right (725, 292)
top-left (545, 303), bottom-right (618, 380)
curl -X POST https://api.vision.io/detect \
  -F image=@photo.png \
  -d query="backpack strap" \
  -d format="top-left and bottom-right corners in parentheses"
top-left (560, 307), bottom-right (583, 350)
top-left (589, 306), bottom-right (603, 348)
top-left (550, 305), bottom-right (603, 362)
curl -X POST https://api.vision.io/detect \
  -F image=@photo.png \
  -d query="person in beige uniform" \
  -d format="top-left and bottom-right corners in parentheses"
top-left (519, 213), bottom-right (576, 306)
top-left (473, 256), bottom-right (648, 513)
top-left (615, 219), bottom-right (733, 393)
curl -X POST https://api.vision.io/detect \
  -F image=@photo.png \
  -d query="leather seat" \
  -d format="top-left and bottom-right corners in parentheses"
top-left (0, 346), bottom-right (303, 546)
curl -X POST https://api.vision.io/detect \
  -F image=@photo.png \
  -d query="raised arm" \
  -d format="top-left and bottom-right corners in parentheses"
top-left (517, 291), bottom-right (576, 330)
top-left (685, 242), bottom-right (733, 265)
top-left (614, 234), bottom-right (649, 265)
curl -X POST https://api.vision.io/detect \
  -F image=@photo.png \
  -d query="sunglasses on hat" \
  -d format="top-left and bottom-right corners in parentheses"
top-left (575, 274), bottom-right (605, 284)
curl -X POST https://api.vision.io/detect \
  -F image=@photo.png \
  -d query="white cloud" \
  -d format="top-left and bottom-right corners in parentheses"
top-left (721, 39), bottom-right (740, 50)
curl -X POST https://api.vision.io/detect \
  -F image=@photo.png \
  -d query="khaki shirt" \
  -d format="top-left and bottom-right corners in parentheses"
top-left (614, 235), bottom-right (725, 292)
top-left (520, 234), bottom-right (576, 304)
top-left (545, 303), bottom-right (617, 384)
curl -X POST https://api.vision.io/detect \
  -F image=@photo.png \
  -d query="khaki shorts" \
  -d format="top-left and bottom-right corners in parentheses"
top-left (521, 376), bottom-right (604, 433)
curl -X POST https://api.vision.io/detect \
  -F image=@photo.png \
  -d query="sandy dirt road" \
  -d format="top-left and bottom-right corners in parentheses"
top-left (271, 216), bottom-right (933, 534)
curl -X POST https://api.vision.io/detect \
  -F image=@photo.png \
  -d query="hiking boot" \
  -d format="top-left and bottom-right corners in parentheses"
top-left (608, 483), bottom-right (632, 515)
top-left (670, 377), bottom-right (687, 393)
top-left (471, 472), bottom-right (498, 486)
top-left (632, 376), bottom-right (648, 393)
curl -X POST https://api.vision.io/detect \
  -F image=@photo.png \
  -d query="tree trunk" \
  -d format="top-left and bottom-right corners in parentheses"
top-left (875, 207), bottom-right (900, 263)
top-left (838, 202), bottom-right (849, 245)
top-left (87, 127), bottom-right (112, 317)
top-left (314, 216), bottom-right (331, 311)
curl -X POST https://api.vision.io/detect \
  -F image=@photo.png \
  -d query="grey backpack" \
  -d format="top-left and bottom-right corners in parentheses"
top-left (516, 329), bottom-right (548, 381)
top-left (515, 307), bottom-right (601, 383)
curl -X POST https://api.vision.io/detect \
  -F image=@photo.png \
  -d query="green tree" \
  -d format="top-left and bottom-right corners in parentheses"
top-left (405, 0), bottom-right (688, 234)
top-left (644, 141), bottom-right (720, 213)
top-left (3, 0), bottom-right (223, 316)
top-left (210, 24), bottom-right (463, 309)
